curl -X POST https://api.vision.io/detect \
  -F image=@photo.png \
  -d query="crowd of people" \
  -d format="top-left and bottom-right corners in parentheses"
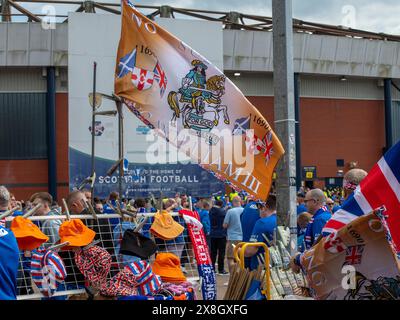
top-left (0, 167), bottom-right (368, 299)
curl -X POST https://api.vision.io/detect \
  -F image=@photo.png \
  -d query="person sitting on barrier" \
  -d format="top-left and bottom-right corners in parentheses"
top-left (0, 186), bottom-right (20, 300)
top-left (242, 194), bottom-right (277, 271)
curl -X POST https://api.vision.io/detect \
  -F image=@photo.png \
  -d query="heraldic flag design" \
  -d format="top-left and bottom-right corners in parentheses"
top-left (114, 0), bottom-right (284, 201)
top-left (322, 140), bottom-right (400, 252)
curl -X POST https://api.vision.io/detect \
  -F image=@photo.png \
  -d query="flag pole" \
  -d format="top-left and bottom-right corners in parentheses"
top-left (116, 97), bottom-right (124, 200)
top-left (90, 61), bottom-right (97, 205)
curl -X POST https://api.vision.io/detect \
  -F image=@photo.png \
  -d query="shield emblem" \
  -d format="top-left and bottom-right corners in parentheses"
top-left (131, 67), bottom-right (154, 91)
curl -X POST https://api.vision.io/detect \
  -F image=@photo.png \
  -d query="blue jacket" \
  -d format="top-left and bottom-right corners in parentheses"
top-left (0, 226), bottom-right (19, 300)
top-left (240, 202), bottom-right (260, 242)
top-left (304, 208), bottom-right (331, 250)
top-left (198, 209), bottom-right (211, 235)
top-left (249, 214), bottom-right (277, 270)
top-left (209, 207), bottom-right (226, 238)
top-left (103, 201), bottom-right (121, 229)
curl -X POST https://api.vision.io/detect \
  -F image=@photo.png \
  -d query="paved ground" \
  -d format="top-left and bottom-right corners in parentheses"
top-left (216, 272), bottom-right (230, 300)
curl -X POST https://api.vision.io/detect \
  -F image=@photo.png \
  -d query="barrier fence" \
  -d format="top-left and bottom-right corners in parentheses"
top-left (5, 212), bottom-right (199, 300)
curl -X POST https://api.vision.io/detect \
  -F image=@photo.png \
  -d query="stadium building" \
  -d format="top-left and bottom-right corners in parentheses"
top-left (1, 1), bottom-right (399, 200)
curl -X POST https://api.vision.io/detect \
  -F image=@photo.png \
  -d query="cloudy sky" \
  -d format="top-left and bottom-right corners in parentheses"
top-left (15, 0), bottom-right (400, 35)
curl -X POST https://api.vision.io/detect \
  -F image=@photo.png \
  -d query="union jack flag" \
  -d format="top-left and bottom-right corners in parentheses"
top-left (153, 61), bottom-right (167, 97)
top-left (262, 131), bottom-right (274, 163)
top-left (343, 245), bottom-right (365, 265)
top-left (245, 131), bottom-right (274, 163)
top-left (322, 140), bottom-right (400, 253)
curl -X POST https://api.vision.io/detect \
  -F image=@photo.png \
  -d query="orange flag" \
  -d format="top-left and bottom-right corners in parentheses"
top-left (300, 212), bottom-right (400, 300)
top-left (115, 0), bottom-right (284, 201)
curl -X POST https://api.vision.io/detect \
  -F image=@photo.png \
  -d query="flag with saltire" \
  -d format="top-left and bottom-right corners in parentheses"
top-left (114, 0), bottom-right (284, 201)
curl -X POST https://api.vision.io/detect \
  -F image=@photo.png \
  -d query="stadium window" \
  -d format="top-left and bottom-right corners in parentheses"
top-left (0, 93), bottom-right (48, 160)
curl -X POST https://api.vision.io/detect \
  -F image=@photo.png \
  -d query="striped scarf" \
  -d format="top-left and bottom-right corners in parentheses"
top-left (179, 209), bottom-right (216, 300)
top-left (30, 248), bottom-right (67, 297)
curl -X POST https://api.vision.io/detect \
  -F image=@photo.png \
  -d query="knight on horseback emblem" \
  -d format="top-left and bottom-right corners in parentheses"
top-left (167, 60), bottom-right (230, 137)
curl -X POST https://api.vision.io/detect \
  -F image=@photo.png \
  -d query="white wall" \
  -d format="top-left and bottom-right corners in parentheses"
top-left (68, 12), bottom-right (223, 163)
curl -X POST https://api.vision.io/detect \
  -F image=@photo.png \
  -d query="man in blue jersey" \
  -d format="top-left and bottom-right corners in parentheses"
top-left (0, 186), bottom-right (20, 300)
top-left (242, 194), bottom-right (277, 270)
top-left (103, 191), bottom-right (122, 229)
top-left (302, 188), bottom-right (332, 250)
top-left (240, 199), bottom-right (261, 268)
top-left (290, 170), bottom-right (367, 273)
top-left (240, 201), bottom-right (260, 242)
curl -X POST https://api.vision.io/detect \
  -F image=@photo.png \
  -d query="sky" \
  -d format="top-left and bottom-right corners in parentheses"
top-left (13, 0), bottom-right (400, 35)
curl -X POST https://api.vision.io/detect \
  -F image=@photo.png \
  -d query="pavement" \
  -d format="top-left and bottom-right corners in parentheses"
top-left (216, 272), bottom-right (230, 300)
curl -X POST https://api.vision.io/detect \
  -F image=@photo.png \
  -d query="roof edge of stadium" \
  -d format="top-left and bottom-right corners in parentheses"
top-left (2, 0), bottom-right (400, 42)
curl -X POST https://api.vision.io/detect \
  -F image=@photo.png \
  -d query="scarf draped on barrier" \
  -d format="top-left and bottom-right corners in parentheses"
top-left (179, 209), bottom-right (216, 300)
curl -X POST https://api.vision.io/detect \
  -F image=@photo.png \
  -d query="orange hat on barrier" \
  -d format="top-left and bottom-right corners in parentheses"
top-left (10, 216), bottom-right (49, 251)
top-left (58, 219), bottom-right (96, 247)
top-left (150, 211), bottom-right (184, 241)
top-left (152, 253), bottom-right (186, 283)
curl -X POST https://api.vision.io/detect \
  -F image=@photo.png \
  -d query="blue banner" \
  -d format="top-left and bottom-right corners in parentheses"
top-left (69, 148), bottom-right (225, 198)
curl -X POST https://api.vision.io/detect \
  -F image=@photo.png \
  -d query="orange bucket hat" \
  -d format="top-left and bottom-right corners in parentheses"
top-left (150, 211), bottom-right (184, 240)
top-left (58, 219), bottom-right (96, 247)
top-left (152, 253), bottom-right (186, 283)
top-left (10, 216), bottom-right (49, 251)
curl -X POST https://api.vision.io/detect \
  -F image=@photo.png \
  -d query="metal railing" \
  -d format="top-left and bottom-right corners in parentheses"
top-left (6, 212), bottom-right (199, 300)
top-left (233, 241), bottom-right (271, 300)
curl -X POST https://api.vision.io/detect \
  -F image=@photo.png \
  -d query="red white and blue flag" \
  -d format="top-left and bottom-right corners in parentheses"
top-left (262, 131), bottom-right (274, 164)
top-left (153, 61), bottom-right (168, 97)
top-left (343, 245), bottom-right (365, 266)
top-left (322, 141), bottom-right (400, 252)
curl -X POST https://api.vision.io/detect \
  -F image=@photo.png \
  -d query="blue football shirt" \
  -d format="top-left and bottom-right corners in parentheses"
top-left (0, 226), bottom-right (20, 300)
top-left (249, 214), bottom-right (277, 270)
top-left (240, 202), bottom-right (260, 242)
